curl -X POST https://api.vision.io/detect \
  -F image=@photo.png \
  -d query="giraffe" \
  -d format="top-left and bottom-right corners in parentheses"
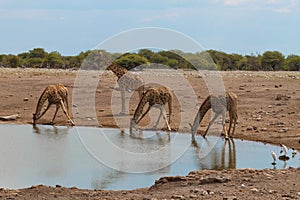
top-left (130, 86), bottom-right (172, 135)
top-left (98, 51), bottom-right (144, 114)
top-left (33, 84), bottom-right (75, 126)
top-left (190, 92), bottom-right (237, 141)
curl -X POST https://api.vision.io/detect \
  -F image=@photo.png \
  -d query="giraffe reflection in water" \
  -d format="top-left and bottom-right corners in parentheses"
top-left (192, 138), bottom-right (236, 170)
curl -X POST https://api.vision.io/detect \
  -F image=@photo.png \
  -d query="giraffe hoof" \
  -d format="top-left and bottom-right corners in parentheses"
top-left (118, 112), bottom-right (127, 116)
top-left (191, 139), bottom-right (198, 147)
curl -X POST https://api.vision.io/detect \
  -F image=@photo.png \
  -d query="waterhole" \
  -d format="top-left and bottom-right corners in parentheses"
top-left (0, 124), bottom-right (299, 190)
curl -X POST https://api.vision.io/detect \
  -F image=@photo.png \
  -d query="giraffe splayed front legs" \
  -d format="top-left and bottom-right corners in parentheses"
top-left (130, 86), bottom-right (172, 136)
top-left (190, 92), bottom-right (238, 141)
top-left (33, 84), bottom-right (75, 126)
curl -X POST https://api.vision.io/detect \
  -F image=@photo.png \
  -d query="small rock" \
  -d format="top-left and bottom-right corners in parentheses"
top-left (171, 194), bottom-right (185, 199)
top-left (199, 190), bottom-right (208, 196)
top-left (199, 176), bottom-right (231, 184)
top-left (23, 97), bottom-right (29, 101)
top-left (180, 182), bottom-right (188, 186)
top-left (223, 197), bottom-right (237, 200)
top-left (275, 94), bottom-right (282, 100)
top-left (241, 184), bottom-right (246, 188)
top-left (0, 114), bottom-right (20, 121)
top-left (189, 194), bottom-right (198, 198)
top-left (278, 129), bottom-right (288, 133)
top-left (190, 188), bottom-right (200, 193)
top-left (256, 117), bottom-right (262, 121)
top-left (268, 190), bottom-right (275, 194)
top-left (251, 188), bottom-right (259, 193)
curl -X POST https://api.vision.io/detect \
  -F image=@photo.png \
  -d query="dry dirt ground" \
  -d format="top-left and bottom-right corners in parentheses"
top-left (0, 68), bottom-right (300, 199)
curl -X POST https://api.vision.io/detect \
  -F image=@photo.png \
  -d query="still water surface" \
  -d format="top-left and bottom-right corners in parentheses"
top-left (0, 124), bottom-right (299, 190)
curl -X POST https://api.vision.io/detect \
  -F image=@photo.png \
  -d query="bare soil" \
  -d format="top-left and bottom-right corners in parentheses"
top-left (0, 68), bottom-right (300, 199)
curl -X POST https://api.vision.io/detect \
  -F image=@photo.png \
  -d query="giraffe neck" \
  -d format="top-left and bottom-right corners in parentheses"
top-left (108, 63), bottom-right (128, 79)
top-left (197, 96), bottom-right (212, 123)
top-left (132, 91), bottom-right (150, 122)
top-left (34, 88), bottom-right (49, 119)
top-left (191, 95), bottom-right (212, 134)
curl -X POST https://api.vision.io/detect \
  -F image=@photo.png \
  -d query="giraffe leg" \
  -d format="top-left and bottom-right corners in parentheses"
top-left (227, 117), bottom-right (233, 137)
top-left (51, 104), bottom-right (60, 124)
top-left (153, 105), bottom-right (163, 129)
top-left (37, 103), bottom-right (53, 121)
top-left (120, 90), bottom-right (126, 115)
top-left (230, 118), bottom-right (237, 138)
top-left (158, 105), bottom-right (171, 131)
top-left (203, 112), bottom-right (221, 137)
top-left (60, 100), bottom-right (75, 126)
top-left (64, 95), bottom-right (70, 116)
top-left (136, 105), bottom-right (151, 125)
top-left (221, 112), bottom-right (229, 139)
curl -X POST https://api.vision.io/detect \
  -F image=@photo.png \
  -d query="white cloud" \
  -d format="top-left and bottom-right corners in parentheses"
top-left (216, 0), bottom-right (298, 13)
top-left (266, 0), bottom-right (281, 4)
top-left (269, 0), bottom-right (297, 13)
top-left (273, 7), bottom-right (291, 13)
top-left (223, 0), bottom-right (252, 6)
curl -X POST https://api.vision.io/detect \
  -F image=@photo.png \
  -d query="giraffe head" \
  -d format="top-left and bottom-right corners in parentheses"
top-left (129, 118), bottom-right (137, 135)
top-left (32, 110), bottom-right (42, 126)
top-left (32, 113), bottom-right (38, 126)
top-left (189, 123), bottom-right (197, 141)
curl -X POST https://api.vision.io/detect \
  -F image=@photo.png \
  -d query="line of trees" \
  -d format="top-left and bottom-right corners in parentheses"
top-left (1, 48), bottom-right (300, 71)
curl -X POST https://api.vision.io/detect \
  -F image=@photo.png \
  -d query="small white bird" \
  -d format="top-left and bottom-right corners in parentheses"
top-left (280, 144), bottom-right (288, 156)
top-left (271, 151), bottom-right (277, 165)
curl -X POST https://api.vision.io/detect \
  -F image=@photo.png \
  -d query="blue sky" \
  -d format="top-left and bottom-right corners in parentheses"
top-left (0, 0), bottom-right (299, 55)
